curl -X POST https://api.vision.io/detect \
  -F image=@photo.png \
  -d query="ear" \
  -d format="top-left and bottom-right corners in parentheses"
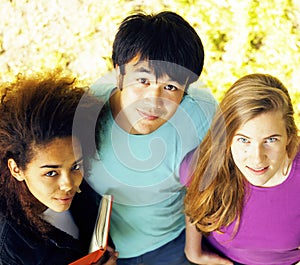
top-left (115, 64), bottom-right (120, 81)
top-left (8, 158), bottom-right (25, 182)
top-left (115, 65), bottom-right (124, 91)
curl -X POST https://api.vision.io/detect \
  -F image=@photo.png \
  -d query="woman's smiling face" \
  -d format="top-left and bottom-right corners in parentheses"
top-left (8, 137), bottom-right (83, 212)
top-left (231, 111), bottom-right (290, 187)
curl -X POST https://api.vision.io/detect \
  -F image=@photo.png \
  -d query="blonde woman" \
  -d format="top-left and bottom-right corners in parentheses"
top-left (181, 73), bottom-right (300, 265)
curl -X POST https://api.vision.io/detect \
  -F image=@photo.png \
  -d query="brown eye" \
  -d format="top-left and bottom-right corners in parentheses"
top-left (164, 84), bottom-right (177, 91)
top-left (137, 78), bottom-right (150, 85)
top-left (72, 163), bottom-right (82, 171)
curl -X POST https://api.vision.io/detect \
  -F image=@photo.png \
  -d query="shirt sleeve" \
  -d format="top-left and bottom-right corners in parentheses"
top-left (179, 148), bottom-right (196, 186)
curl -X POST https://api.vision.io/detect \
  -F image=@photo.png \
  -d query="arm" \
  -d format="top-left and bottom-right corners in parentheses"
top-left (185, 215), bottom-right (233, 265)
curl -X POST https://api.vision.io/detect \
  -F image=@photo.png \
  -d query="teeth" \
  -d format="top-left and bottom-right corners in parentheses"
top-left (247, 166), bottom-right (267, 172)
top-left (251, 167), bottom-right (268, 172)
top-left (251, 166), bottom-right (266, 170)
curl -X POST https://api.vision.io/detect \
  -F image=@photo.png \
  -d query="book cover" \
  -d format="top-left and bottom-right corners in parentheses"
top-left (69, 195), bottom-right (113, 265)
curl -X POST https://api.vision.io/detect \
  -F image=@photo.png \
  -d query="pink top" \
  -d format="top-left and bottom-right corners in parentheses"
top-left (180, 150), bottom-right (300, 265)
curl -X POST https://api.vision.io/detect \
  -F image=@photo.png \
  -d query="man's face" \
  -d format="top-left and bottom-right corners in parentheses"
top-left (114, 58), bottom-right (186, 134)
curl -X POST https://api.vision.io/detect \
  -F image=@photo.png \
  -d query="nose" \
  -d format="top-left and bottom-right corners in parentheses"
top-left (145, 83), bottom-right (164, 108)
top-left (251, 144), bottom-right (267, 165)
top-left (59, 172), bottom-right (74, 192)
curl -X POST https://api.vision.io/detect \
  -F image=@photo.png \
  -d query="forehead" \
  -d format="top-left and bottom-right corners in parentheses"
top-left (126, 59), bottom-right (153, 74)
top-left (125, 57), bottom-right (159, 73)
top-left (30, 137), bottom-right (82, 162)
top-left (124, 56), bottom-right (189, 84)
top-left (236, 111), bottom-right (286, 136)
top-left (124, 60), bottom-right (177, 85)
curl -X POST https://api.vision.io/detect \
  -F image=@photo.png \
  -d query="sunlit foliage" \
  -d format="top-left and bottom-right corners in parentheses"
top-left (0, 0), bottom-right (299, 128)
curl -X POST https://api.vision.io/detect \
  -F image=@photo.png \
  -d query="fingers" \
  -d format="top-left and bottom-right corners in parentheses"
top-left (106, 245), bottom-right (116, 252)
top-left (103, 252), bottom-right (118, 265)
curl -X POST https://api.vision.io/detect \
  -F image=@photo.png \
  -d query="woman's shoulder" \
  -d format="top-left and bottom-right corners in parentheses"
top-left (0, 212), bottom-right (83, 265)
top-left (0, 214), bottom-right (42, 264)
top-left (293, 149), bottom-right (300, 170)
top-left (0, 213), bottom-right (41, 248)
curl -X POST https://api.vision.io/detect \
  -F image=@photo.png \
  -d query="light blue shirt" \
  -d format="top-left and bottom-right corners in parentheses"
top-left (87, 83), bottom-right (217, 257)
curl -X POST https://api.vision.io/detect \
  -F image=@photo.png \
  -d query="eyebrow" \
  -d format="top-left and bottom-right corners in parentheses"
top-left (132, 66), bottom-right (178, 85)
top-left (235, 133), bottom-right (283, 139)
top-left (265, 134), bottom-right (283, 139)
top-left (40, 157), bottom-right (83, 169)
top-left (133, 66), bottom-right (152, 74)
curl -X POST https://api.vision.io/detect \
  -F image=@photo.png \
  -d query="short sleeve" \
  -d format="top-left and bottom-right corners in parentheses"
top-left (179, 148), bottom-right (196, 186)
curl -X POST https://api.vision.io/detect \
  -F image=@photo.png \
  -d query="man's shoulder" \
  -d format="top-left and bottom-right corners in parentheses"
top-left (184, 86), bottom-right (217, 106)
top-left (89, 82), bottom-right (116, 100)
top-left (181, 87), bottom-right (217, 120)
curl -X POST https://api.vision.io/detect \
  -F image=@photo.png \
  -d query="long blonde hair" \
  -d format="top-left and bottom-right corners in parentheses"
top-left (184, 73), bottom-right (299, 235)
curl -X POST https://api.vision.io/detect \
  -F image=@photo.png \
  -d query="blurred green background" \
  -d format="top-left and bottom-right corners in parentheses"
top-left (0, 0), bottom-right (299, 128)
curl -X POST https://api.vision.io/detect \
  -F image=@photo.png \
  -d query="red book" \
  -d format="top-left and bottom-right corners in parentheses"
top-left (69, 195), bottom-right (113, 265)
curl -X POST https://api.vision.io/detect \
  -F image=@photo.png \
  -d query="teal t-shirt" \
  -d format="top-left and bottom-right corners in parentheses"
top-left (86, 82), bottom-right (217, 258)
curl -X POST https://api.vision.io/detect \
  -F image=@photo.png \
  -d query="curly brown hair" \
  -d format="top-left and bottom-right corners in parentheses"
top-left (0, 70), bottom-right (102, 236)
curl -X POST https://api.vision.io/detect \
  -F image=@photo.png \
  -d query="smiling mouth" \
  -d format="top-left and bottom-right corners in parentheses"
top-left (137, 109), bottom-right (162, 120)
top-left (55, 196), bottom-right (74, 204)
top-left (247, 166), bottom-right (269, 174)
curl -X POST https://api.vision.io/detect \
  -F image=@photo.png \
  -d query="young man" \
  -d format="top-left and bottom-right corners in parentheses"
top-left (86, 11), bottom-right (217, 264)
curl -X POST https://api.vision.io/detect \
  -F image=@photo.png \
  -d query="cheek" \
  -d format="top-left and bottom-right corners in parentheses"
top-left (121, 90), bottom-right (141, 107)
top-left (75, 172), bottom-right (84, 185)
top-left (167, 90), bottom-right (184, 103)
top-left (164, 95), bottom-right (182, 112)
top-left (231, 145), bottom-right (246, 165)
top-left (165, 103), bottom-right (178, 116)
top-left (25, 181), bottom-right (53, 204)
top-left (268, 146), bottom-right (288, 161)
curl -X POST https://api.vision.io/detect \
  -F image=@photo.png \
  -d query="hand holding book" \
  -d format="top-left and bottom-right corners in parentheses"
top-left (69, 195), bottom-right (116, 265)
top-left (91, 246), bottom-right (118, 265)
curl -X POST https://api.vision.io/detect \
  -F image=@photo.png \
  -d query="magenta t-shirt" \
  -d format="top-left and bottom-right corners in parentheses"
top-left (180, 150), bottom-right (300, 265)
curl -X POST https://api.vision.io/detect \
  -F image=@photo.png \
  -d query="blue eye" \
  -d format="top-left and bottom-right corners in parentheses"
top-left (237, 137), bottom-right (249, 143)
top-left (164, 84), bottom-right (178, 91)
top-left (266, 137), bottom-right (277, 143)
top-left (45, 171), bottom-right (58, 177)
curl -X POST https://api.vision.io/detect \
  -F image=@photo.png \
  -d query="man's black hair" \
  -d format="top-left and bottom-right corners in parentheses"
top-left (112, 11), bottom-right (204, 86)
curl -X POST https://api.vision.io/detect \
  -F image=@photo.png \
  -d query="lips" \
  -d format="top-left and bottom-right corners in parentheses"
top-left (137, 109), bottom-right (161, 120)
top-left (55, 195), bottom-right (74, 204)
top-left (247, 166), bottom-right (269, 174)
